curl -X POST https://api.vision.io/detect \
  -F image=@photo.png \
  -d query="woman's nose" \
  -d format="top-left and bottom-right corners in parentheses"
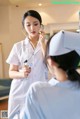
top-left (31, 25), bottom-right (34, 30)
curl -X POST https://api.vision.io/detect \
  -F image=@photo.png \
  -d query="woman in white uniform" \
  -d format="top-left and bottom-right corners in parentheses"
top-left (23, 30), bottom-right (80, 119)
top-left (6, 10), bottom-right (48, 119)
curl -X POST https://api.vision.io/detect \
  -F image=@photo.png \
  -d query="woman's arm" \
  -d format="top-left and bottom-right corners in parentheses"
top-left (9, 64), bottom-right (31, 79)
top-left (39, 32), bottom-right (47, 58)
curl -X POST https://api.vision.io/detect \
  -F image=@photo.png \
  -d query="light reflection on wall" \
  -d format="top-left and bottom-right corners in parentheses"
top-left (39, 11), bottom-right (55, 25)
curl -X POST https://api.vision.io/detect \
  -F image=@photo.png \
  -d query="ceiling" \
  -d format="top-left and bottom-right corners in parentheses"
top-left (0, 0), bottom-right (53, 7)
top-left (0, 0), bottom-right (80, 25)
top-left (1, 0), bottom-right (80, 7)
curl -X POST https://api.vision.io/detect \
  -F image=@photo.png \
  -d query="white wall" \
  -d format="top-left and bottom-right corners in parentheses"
top-left (0, 5), bottom-right (80, 78)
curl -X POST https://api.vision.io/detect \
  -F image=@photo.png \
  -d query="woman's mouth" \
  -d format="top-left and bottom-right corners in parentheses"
top-left (31, 31), bottom-right (36, 34)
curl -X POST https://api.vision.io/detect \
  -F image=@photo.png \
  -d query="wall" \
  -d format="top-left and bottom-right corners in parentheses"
top-left (0, 5), bottom-right (80, 78)
top-left (44, 22), bottom-right (78, 35)
top-left (0, 6), bottom-right (10, 78)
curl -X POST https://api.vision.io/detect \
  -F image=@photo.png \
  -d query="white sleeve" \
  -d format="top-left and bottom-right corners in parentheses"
top-left (6, 44), bottom-right (20, 65)
top-left (23, 85), bottom-right (45, 119)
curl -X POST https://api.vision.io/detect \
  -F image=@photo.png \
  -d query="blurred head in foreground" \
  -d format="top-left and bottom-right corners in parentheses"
top-left (46, 30), bottom-right (80, 82)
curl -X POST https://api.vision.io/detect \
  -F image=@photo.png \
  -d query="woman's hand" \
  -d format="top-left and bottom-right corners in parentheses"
top-left (39, 31), bottom-right (45, 43)
top-left (21, 65), bottom-right (31, 78)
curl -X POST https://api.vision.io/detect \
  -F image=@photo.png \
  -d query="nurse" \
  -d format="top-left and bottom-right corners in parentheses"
top-left (6, 10), bottom-right (48, 119)
top-left (23, 30), bottom-right (80, 119)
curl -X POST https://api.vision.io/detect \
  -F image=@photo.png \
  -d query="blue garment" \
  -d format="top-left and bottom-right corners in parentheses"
top-left (23, 78), bottom-right (80, 119)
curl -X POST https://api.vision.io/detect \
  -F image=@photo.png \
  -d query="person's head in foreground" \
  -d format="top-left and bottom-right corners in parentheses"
top-left (46, 30), bottom-right (80, 82)
top-left (23, 30), bottom-right (80, 119)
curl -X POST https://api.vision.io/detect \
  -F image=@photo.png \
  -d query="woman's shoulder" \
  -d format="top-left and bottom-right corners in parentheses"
top-left (14, 37), bottom-right (29, 47)
top-left (14, 40), bottom-right (24, 47)
top-left (28, 81), bottom-right (51, 93)
top-left (28, 78), bottom-right (59, 91)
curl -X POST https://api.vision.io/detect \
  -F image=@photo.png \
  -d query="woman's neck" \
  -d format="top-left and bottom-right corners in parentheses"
top-left (28, 35), bottom-right (39, 49)
top-left (55, 68), bottom-right (68, 82)
top-left (29, 35), bottom-right (39, 42)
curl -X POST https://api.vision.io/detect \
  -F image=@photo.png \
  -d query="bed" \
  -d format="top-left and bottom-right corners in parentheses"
top-left (0, 79), bottom-right (12, 100)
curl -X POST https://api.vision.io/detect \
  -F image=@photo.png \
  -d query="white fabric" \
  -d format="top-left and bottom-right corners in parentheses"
top-left (23, 78), bottom-right (80, 119)
top-left (49, 30), bottom-right (80, 56)
top-left (6, 37), bottom-right (48, 119)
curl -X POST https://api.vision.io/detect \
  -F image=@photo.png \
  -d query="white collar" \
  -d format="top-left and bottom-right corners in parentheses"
top-left (49, 78), bottom-right (79, 89)
top-left (24, 37), bottom-right (29, 45)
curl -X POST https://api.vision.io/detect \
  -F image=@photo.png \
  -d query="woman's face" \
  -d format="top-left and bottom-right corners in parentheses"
top-left (24, 16), bottom-right (41, 38)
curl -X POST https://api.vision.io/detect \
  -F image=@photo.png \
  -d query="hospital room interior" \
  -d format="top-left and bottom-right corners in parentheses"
top-left (0, 0), bottom-right (80, 118)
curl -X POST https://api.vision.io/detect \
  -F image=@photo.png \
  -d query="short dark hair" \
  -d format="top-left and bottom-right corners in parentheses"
top-left (22, 10), bottom-right (42, 27)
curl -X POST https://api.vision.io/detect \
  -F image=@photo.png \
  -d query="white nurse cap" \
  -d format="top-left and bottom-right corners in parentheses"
top-left (49, 30), bottom-right (80, 56)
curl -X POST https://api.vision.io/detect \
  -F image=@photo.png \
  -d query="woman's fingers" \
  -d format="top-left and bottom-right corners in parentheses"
top-left (21, 66), bottom-right (31, 78)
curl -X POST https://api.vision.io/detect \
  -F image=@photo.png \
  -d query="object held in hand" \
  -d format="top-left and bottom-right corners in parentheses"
top-left (24, 59), bottom-right (32, 68)
top-left (24, 60), bottom-right (28, 65)
top-left (39, 31), bottom-right (43, 34)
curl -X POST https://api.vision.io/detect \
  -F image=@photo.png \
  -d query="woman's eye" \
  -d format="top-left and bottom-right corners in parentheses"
top-left (34, 23), bottom-right (38, 26)
top-left (26, 24), bottom-right (30, 27)
top-left (26, 23), bottom-right (38, 27)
